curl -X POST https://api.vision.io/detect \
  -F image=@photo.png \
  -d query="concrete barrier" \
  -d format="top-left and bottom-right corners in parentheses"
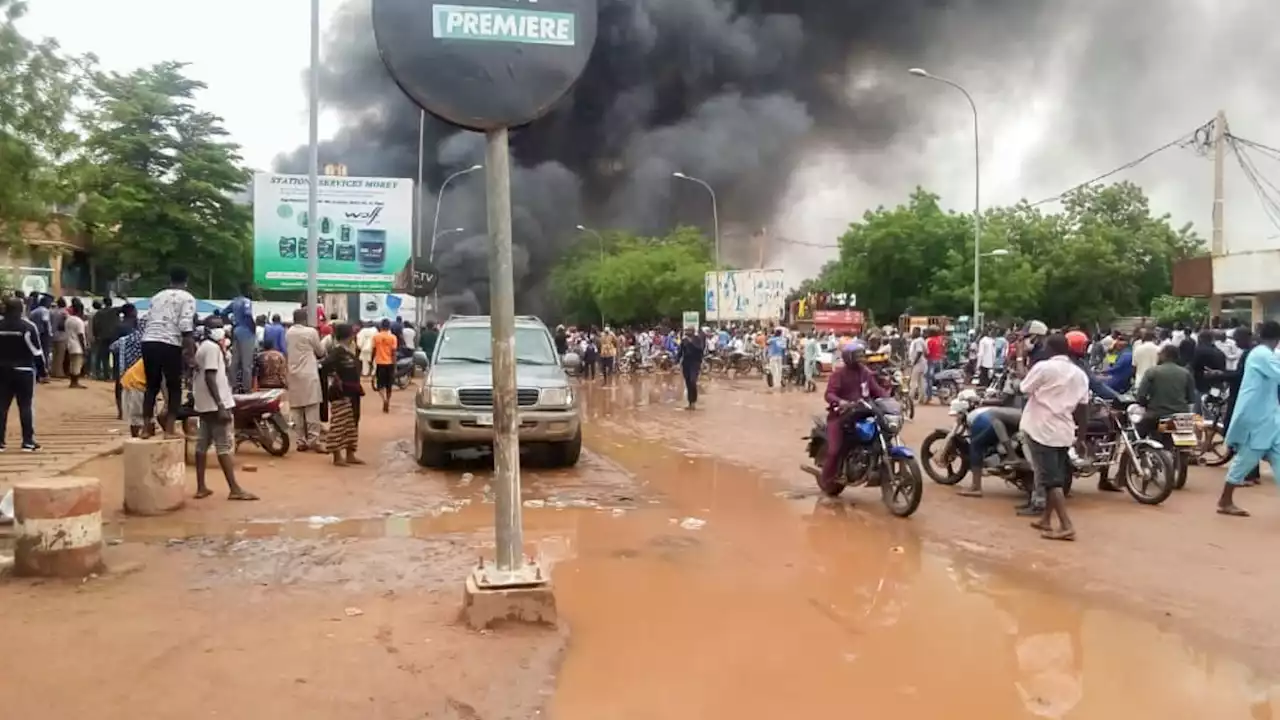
top-left (13, 476), bottom-right (105, 578)
top-left (123, 438), bottom-right (186, 515)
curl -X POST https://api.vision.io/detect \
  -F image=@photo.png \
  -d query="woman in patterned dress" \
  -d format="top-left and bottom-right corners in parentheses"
top-left (320, 322), bottom-right (365, 466)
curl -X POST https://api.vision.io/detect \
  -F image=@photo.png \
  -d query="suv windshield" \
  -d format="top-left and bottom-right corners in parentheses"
top-left (436, 326), bottom-right (559, 365)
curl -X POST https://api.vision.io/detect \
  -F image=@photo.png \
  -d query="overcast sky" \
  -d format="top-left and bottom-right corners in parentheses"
top-left (20, 0), bottom-right (334, 171)
top-left (20, 0), bottom-right (1280, 268)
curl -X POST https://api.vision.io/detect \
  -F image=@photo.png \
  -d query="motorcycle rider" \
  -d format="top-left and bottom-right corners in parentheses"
top-left (1065, 329), bottom-right (1129, 491)
top-left (820, 341), bottom-right (888, 488)
top-left (957, 401), bottom-right (1024, 499)
top-left (1022, 320), bottom-right (1050, 370)
top-left (1134, 344), bottom-right (1197, 437)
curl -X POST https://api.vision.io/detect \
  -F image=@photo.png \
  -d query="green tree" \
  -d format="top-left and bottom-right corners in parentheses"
top-left (74, 61), bottom-right (251, 295)
top-left (1150, 294), bottom-right (1208, 327)
top-left (817, 182), bottom-right (1202, 327)
top-left (0, 0), bottom-right (81, 243)
top-left (551, 225), bottom-right (713, 326)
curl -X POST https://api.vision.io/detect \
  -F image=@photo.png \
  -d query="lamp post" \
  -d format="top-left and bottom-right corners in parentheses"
top-left (672, 172), bottom-right (721, 325)
top-left (305, 0), bottom-right (320, 325)
top-left (427, 164), bottom-right (482, 317)
top-left (909, 67), bottom-right (981, 326)
top-left (576, 224), bottom-right (606, 328)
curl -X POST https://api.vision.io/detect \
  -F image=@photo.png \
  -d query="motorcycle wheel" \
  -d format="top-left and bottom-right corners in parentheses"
top-left (921, 429), bottom-right (967, 485)
top-left (935, 381), bottom-right (958, 404)
top-left (394, 373), bottom-right (411, 390)
top-left (881, 457), bottom-right (924, 518)
top-left (1199, 422), bottom-right (1233, 467)
top-left (1174, 451), bottom-right (1189, 490)
top-left (901, 392), bottom-right (915, 421)
top-left (1122, 446), bottom-right (1175, 505)
top-left (261, 414), bottom-right (291, 457)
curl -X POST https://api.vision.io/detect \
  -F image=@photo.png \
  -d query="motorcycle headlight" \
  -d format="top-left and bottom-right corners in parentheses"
top-left (948, 399), bottom-right (968, 416)
top-left (422, 386), bottom-right (458, 407)
top-left (540, 387), bottom-right (573, 407)
top-left (883, 415), bottom-right (903, 432)
top-left (1125, 403), bottom-right (1145, 425)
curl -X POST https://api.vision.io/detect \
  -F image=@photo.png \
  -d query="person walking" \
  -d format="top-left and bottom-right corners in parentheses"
top-left (49, 298), bottom-right (68, 378)
top-left (372, 319), bottom-right (398, 413)
top-left (766, 328), bottom-right (786, 390)
top-left (191, 316), bottom-right (257, 502)
top-left (1019, 334), bottom-right (1089, 540)
top-left (802, 332), bottom-right (819, 392)
top-left (675, 327), bottom-right (705, 410)
top-left (141, 268), bottom-right (197, 438)
top-left (599, 328), bottom-right (618, 384)
top-left (29, 295), bottom-right (52, 382)
top-left (285, 308), bottom-right (325, 451)
top-left (322, 323), bottom-right (365, 466)
top-left (0, 297), bottom-right (45, 451)
top-left (64, 302), bottom-right (88, 389)
top-left (907, 327), bottom-right (926, 404)
top-left (1216, 321), bottom-right (1280, 516)
top-left (356, 320), bottom-right (377, 377)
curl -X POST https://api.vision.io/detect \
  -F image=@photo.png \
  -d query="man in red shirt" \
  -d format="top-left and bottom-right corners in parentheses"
top-left (923, 327), bottom-right (946, 403)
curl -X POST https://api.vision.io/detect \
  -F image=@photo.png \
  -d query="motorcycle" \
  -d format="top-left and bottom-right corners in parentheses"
top-left (921, 389), bottom-right (1037, 493)
top-left (782, 349), bottom-right (809, 390)
top-left (877, 365), bottom-right (915, 421)
top-left (231, 389), bottom-right (291, 456)
top-left (1197, 385), bottom-right (1233, 467)
top-left (1154, 412), bottom-right (1200, 490)
top-left (801, 397), bottom-right (923, 517)
top-left (931, 367), bottom-right (964, 403)
top-left (1077, 396), bottom-right (1176, 505)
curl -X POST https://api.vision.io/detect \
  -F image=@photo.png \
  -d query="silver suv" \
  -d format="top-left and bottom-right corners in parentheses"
top-left (414, 315), bottom-right (581, 468)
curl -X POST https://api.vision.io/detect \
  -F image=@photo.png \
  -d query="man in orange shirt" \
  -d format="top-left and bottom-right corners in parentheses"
top-left (372, 319), bottom-right (398, 412)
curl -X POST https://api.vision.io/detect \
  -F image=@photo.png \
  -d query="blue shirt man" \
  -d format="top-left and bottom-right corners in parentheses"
top-left (1105, 345), bottom-right (1134, 393)
top-left (767, 334), bottom-right (787, 358)
top-left (264, 315), bottom-right (287, 358)
top-left (1219, 323), bottom-right (1280, 515)
top-left (993, 335), bottom-right (1008, 370)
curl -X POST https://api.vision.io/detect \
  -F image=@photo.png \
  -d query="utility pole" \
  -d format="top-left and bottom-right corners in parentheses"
top-left (756, 227), bottom-right (766, 269)
top-left (484, 127), bottom-right (528, 582)
top-left (305, 0), bottom-right (320, 326)
top-left (1210, 110), bottom-right (1226, 320)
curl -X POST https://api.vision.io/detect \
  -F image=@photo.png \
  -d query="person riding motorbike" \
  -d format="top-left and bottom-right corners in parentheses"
top-left (1134, 344), bottom-right (1196, 439)
top-left (1066, 330), bottom-right (1123, 402)
top-left (1023, 320), bottom-right (1050, 369)
top-left (821, 341), bottom-right (888, 487)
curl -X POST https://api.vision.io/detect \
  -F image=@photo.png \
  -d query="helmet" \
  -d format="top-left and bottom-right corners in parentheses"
top-left (1025, 320), bottom-right (1048, 337)
top-left (840, 340), bottom-right (867, 367)
top-left (1065, 330), bottom-right (1089, 356)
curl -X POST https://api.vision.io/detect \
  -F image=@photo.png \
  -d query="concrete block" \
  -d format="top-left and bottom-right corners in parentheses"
top-left (123, 438), bottom-right (186, 516)
top-left (12, 476), bottom-right (105, 578)
top-left (461, 574), bottom-right (558, 630)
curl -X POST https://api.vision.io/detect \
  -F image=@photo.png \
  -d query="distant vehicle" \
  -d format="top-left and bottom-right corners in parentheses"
top-left (413, 315), bottom-right (581, 468)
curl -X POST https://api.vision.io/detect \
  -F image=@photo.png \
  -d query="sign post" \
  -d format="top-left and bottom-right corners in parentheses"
top-left (373, 0), bottom-right (596, 621)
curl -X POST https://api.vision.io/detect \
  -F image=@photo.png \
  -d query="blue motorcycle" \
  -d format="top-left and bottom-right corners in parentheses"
top-left (802, 397), bottom-right (923, 517)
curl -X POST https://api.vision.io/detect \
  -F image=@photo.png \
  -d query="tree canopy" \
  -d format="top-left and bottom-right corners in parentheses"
top-left (74, 61), bottom-right (251, 296)
top-left (551, 225), bottom-right (713, 326)
top-left (813, 182), bottom-right (1202, 327)
top-left (0, 0), bottom-right (81, 244)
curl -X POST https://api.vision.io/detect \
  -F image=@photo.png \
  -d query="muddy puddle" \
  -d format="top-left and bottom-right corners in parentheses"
top-left (545, 385), bottom-right (1280, 719)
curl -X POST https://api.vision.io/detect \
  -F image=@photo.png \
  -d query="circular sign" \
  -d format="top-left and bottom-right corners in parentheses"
top-left (372, 0), bottom-right (597, 131)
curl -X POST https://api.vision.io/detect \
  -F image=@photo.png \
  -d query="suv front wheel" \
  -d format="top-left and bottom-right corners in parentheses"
top-left (415, 426), bottom-right (449, 468)
top-left (546, 428), bottom-right (582, 468)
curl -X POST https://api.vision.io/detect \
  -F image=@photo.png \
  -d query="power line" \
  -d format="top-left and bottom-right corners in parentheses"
top-left (1027, 120), bottom-right (1214, 207)
top-left (1229, 134), bottom-right (1280, 161)
top-left (1226, 133), bottom-right (1280, 233)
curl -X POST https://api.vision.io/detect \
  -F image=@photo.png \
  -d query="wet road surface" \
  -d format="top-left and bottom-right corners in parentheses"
top-left (2, 374), bottom-right (1279, 718)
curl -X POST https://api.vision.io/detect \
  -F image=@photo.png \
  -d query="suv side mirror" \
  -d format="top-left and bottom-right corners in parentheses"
top-left (413, 350), bottom-right (429, 369)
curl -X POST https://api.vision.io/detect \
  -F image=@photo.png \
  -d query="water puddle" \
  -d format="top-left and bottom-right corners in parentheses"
top-left (545, 403), bottom-right (1280, 719)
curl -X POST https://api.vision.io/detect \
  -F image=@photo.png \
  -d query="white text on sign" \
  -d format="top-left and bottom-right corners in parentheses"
top-left (432, 5), bottom-right (575, 46)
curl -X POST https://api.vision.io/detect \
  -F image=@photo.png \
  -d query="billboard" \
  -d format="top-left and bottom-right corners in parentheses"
top-left (704, 269), bottom-right (786, 323)
top-left (252, 173), bottom-right (414, 292)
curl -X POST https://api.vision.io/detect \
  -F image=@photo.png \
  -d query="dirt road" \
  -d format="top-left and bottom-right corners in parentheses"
top-left (2, 374), bottom-right (1278, 718)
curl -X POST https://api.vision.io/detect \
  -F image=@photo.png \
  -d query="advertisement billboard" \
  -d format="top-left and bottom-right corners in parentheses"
top-left (704, 269), bottom-right (786, 323)
top-left (252, 173), bottom-right (414, 292)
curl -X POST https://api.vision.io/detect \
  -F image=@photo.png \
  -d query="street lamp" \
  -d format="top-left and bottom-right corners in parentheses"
top-left (424, 164), bottom-right (481, 319)
top-left (576, 224), bottom-right (607, 328)
top-left (672, 172), bottom-right (721, 325)
top-left (982, 248), bottom-right (1010, 258)
top-left (434, 227), bottom-right (466, 241)
top-left (909, 67), bottom-right (982, 325)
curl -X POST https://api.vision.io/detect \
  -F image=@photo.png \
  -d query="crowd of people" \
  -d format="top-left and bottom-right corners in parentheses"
top-left (0, 268), bottom-right (451, 500)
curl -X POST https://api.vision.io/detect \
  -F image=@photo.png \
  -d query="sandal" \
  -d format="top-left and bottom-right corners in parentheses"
top-left (1217, 505), bottom-right (1250, 517)
top-left (1041, 528), bottom-right (1076, 542)
top-left (957, 488), bottom-right (984, 498)
top-left (227, 490), bottom-right (259, 502)
top-left (193, 488), bottom-right (214, 500)
top-left (1029, 520), bottom-right (1052, 532)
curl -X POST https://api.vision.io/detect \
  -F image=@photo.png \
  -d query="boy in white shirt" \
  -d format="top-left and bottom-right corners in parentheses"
top-left (193, 317), bottom-right (258, 502)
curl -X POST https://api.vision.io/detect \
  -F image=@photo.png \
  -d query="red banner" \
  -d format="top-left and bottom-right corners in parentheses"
top-left (813, 309), bottom-right (864, 330)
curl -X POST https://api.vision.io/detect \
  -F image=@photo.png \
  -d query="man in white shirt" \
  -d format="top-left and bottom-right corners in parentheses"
top-left (141, 268), bottom-right (197, 437)
top-left (1131, 328), bottom-right (1160, 387)
top-left (907, 327), bottom-right (927, 403)
top-left (976, 329), bottom-right (997, 386)
top-left (1018, 333), bottom-right (1089, 540)
top-left (63, 303), bottom-right (88, 389)
top-left (192, 316), bottom-right (257, 502)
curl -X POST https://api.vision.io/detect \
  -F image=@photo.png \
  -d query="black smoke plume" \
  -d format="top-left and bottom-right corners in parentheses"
top-left (276, 0), bottom-right (1280, 316)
